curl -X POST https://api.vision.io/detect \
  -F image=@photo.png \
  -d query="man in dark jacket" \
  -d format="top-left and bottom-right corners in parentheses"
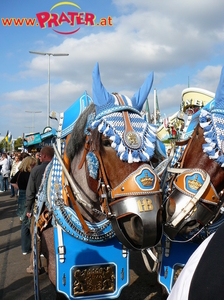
top-left (26, 146), bottom-right (54, 274)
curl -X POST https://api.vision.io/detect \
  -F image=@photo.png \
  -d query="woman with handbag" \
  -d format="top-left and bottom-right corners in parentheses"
top-left (11, 156), bottom-right (37, 255)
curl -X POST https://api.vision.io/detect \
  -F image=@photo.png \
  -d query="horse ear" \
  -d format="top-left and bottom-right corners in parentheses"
top-left (131, 72), bottom-right (154, 111)
top-left (215, 66), bottom-right (224, 107)
top-left (92, 62), bottom-right (114, 114)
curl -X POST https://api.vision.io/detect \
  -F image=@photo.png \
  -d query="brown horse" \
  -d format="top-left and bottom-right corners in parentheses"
top-left (37, 63), bottom-right (164, 298)
top-left (165, 67), bottom-right (224, 300)
top-left (156, 68), bottom-right (224, 299)
top-left (164, 67), bottom-right (224, 240)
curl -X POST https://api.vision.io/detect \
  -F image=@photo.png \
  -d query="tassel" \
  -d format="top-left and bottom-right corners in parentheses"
top-left (139, 151), bottom-right (148, 162)
top-left (217, 155), bottom-right (224, 165)
top-left (203, 145), bottom-right (214, 152)
top-left (91, 120), bottom-right (101, 130)
top-left (111, 141), bottom-right (116, 148)
top-left (104, 126), bottom-right (114, 137)
top-left (204, 131), bottom-right (213, 139)
top-left (209, 151), bottom-right (219, 159)
top-left (99, 122), bottom-right (107, 133)
top-left (142, 150), bottom-right (150, 160)
top-left (206, 149), bottom-right (216, 156)
top-left (128, 151), bottom-right (134, 163)
top-left (199, 115), bottom-right (208, 123)
top-left (205, 138), bottom-right (212, 143)
top-left (132, 150), bottom-right (139, 158)
top-left (114, 134), bottom-right (121, 145)
top-left (133, 156), bottom-right (140, 162)
top-left (203, 124), bottom-right (212, 132)
top-left (118, 142), bottom-right (126, 153)
top-left (122, 149), bottom-right (129, 161)
top-left (144, 145), bottom-right (154, 159)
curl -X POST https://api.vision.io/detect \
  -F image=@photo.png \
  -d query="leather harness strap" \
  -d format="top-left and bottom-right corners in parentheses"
top-left (62, 134), bottom-right (71, 206)
top-left (60, 135), bottom-right (92, 234)
top-left (65, 184), bottom-right (91, 234)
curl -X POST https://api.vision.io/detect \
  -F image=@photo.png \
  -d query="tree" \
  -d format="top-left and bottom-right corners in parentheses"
top-left (14, 137), bottom-right (23, 151)
top-left (0, 139), bottom-right (4, 153)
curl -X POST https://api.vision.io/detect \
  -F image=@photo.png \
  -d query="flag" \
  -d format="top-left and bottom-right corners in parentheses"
top-left (5, 130), bottom-right (9, 143)
top-left (8, 133), bottom-right (12, 144)
top-left (11, 139), bottom-right (14, 151)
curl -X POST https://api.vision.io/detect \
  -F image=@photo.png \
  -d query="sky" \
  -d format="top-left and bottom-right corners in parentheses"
top-left (1, 0), bottom-right (224, 139)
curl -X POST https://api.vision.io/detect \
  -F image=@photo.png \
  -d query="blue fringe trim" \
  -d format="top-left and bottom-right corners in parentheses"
top-left (99, 122), bottom-right (107, 133)
top-left (132, 150), bottom-right (139, 159)
top-left (114, 135), bottom-right (121, 145)
top-left (139, 151), bottom-right (148, 162)
top-left (203, 124), bottom-right (212, 132)
top-left (104, 126), bottom-right (114, 137)
top-left (217, 155), bottom-right (224, 165)
top-left (206, 149), bottom-right (216, 156)
top-left (122, 149), bottom-right (128, 161)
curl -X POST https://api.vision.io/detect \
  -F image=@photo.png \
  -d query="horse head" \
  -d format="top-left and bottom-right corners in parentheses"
top-left (164, 67), bottom-right (224, 240)
top-left (66, 63), bottom-right (163, 250)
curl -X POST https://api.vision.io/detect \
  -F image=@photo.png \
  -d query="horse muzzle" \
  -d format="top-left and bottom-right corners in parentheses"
top-left (164, 169), bottom-right (221, 240)
top-left (108, 165), bottom-right (163, 250)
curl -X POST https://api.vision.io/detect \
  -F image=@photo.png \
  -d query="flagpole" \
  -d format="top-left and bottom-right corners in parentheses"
top-left (154, 89), bottom-right (157, 125)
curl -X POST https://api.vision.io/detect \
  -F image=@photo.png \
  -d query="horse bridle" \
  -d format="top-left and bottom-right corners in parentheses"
top-left (77, 126), bottom-right (163, 250)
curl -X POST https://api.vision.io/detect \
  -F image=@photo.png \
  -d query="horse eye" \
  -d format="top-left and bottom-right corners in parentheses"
top-left (102, 138), bottom-right (112, 147)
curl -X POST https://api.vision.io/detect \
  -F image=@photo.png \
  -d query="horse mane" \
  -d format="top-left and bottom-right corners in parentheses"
top-left (66, 102), bottom-right (95, 162)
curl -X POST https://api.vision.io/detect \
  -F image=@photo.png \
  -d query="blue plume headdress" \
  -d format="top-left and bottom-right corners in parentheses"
top-left (89, 62), bottom-right (157, 163)
top-left (199, 66), bottom-right (224, 166)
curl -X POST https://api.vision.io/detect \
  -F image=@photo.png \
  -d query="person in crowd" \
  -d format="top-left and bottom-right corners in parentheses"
top-left (0, 153), bottom-right (11, 192)
top-left (19, 152), bottom-right (30, 161)
top-left (35, 152), bottom-right (41, 165)
top-left (10, 154), bottom-right (20, 198)
top-left (26, 146), bottom-right (54, 274)
top-left (7, 152), bottom-right (12, 169)
top-left (11, 156), bottom-right (37, 255)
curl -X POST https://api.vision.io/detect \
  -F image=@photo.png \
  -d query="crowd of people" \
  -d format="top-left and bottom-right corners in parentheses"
top-left (0, 146), bottom-right (54, 275)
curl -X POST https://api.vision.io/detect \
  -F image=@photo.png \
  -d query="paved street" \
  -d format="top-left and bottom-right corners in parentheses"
top-left (0, 191), bottom-right (166, 300)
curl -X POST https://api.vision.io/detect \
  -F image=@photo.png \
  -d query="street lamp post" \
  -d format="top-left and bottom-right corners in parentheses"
top-left (29, 51), bottom-right (69, 127)
top-left (25, 110), bottom-right (42, 132)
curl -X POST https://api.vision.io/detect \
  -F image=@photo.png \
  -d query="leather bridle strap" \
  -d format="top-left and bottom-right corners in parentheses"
top-left (180, 126), bottom-right (197, 168)
top-left (78, 136), bottom-right (90, 170)
top-left (113, 93), bottom-right (135, 135)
